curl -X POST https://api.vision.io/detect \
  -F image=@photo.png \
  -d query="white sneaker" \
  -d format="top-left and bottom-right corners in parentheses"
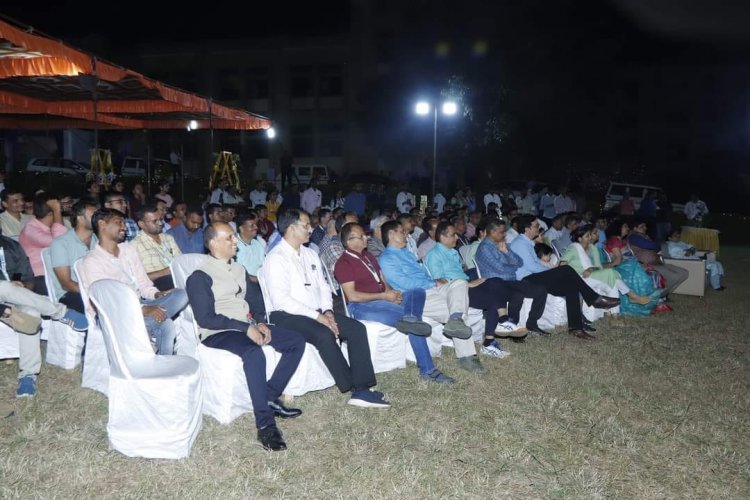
top-left (481, 341), bottom-right (511, 359)
top-left (494, 321), bottom-right (528, 338)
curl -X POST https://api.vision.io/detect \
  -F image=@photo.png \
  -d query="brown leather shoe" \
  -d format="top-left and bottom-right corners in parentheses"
top-left (569, 329), bottom-right (596, 340)
top-left (592, 296), bottom-right (620, 309)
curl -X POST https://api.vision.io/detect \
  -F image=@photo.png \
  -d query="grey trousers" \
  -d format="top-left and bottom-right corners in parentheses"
top-left (423, 280), bottom-right (477, 358)
top-left (0, 281), bottom-right (67, 378)
top-left (654, 263), bottom-right (690, 297)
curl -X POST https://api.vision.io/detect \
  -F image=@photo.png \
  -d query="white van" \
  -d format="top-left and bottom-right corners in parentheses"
top-left (26, 158), bottom-right (88, 176)
top-left (275, 164), bottom-right (330, 189)
top-left (603, 182), bottom-right (664, 211)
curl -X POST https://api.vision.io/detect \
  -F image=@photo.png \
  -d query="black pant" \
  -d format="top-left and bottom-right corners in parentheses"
top-left (468, 278), bottom-right (512, 335)
top-left (153, 274), bottom-right (175, 292)
top-left (269, 310), bottom-right (376, 393)
top-left (60, 291), bottom-right (85, 314)
top-left (501, 280), bottom-right (547, 327)
top-left (202, 327), bottom-right (305, 429)
top-left (522, 266), bottom-right (599, 329)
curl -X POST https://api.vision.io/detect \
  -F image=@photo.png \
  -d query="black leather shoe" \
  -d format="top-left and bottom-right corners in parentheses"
top-left (268, 399), bottom-right (302, 419)
top-left (527, 325), bottom-right (552, 337)
top-left (592, 296), bottom-right (620, 309)
top-left (257, 425), bottom-right (287, 451)
top-left (569, 328), bottom-right (596, 340)
top-left (582, 322), bottom-right (597, 333)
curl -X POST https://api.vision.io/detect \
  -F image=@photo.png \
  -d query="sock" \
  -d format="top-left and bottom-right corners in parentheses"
top-left (483, 337), bottom-right (494, 347)
top-left (449, 312), bottom-right (463, 321)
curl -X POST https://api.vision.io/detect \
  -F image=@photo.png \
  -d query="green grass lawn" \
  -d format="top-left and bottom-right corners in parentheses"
top-left (1, 248), bottom-right (749, 499)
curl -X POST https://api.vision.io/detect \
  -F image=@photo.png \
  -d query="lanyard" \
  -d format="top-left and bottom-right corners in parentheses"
top-left (344, 250), bottom-right (383, 287)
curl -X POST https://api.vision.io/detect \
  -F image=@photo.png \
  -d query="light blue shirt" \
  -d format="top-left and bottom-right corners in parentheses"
top-left (236, 236), bottom-right (266, 277)
top-left (474, 238), bottom-right (522, 281)
top-left (423, 243), bottom-right (468, 281)
top-left (378, 246), bottom-right (435, 292)
top-left (509, 234), bottom-right (549, 280)
top-left (49, 230), bottom-right (97, 299)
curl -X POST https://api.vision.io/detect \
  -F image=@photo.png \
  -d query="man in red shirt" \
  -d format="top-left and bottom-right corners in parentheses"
top-left (334, 223), bottom-right (454, 384)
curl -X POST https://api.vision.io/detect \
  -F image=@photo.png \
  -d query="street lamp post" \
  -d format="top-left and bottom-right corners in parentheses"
top-left (416, 100), bottom-right (457, 199)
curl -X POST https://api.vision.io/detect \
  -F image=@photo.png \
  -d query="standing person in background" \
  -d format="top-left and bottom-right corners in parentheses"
top-left (328, 189), bottom-right (345, 210)
top-left (654, 193), bottom-right (673, 243)
top-left (265, 189), bottom-right (282, 223)
top-left (464, 187), bottom-right (477, 212)
top-left (396, 189), bottom-right (415, 214)
top-left (279, 148), bottom-right (293, 192)
top-left (539, 187), bottom-right (556, 222)
top-left (129, 182), bottom-right (146, 218)
top-left (554, 186), bottom-right (575, 214)
top-left (433, 192), bottom-right (446, 213)
top-left (483, 187), bottom-right (502, 213)
top-left (344, 184), bottom-right (367, 217)
top-left (683, 194), bottom-right (708, 226)
top-left (154, 181), bottom-right (173, 208)
top-left (300, 179), bottom-right (323, 215)
top-left (248, 181), bottom-right (267, 208)
top-left (210, 178), bottom-right (230, 205)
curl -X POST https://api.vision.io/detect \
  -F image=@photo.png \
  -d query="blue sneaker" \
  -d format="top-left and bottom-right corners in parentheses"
top-left (60, 310), bottom-right (87, 332)
top-left (348, 389), bottom-right (391, 408)
top-left (16, 375), bottom-right (37, 398)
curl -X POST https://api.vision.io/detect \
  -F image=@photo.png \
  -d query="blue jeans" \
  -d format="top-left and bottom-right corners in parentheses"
top-left (141, 289), bottom-right (188, 355)
top-left (347, 289), bottom-right (435, 375)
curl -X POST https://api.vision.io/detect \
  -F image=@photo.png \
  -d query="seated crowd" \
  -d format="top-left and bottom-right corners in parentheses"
top-left (0, 178), bottom-right (722, 452)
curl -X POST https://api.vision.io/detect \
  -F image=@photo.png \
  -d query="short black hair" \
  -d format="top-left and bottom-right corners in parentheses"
top-left (381, 220), bottom-right (401, 247)
top-left (235, 211), bottom-right (258, 228)
top-left (534, 242), bottom-right (553, 258)
top-left (516, 214), bottom-right (537, 232)
top-left (91, 208), bottom-right (125, 237)
top-left (185, 205), bottom-right (203, 218)
top-left (33, 192), bottom-right (57, 219)
top-left (278, 208), bottom-right (305, 236)
top-left (70, 198), bottom-right (99, 228)
top-left (135, 204), bottom-right (159, 222)
top-left (340, 222), bottom-right (362, 249)
top-left (570, 224), bottom-right (593, 242)
top-left (484, 217), bottom-right (506, 233)
top-left (435, 220), bottom-right (454, 241)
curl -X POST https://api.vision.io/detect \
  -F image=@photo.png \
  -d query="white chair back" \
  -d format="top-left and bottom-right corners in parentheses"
top-left (321, 262), bottom-right (339, 296)
top-left (459, 245), bottom-right (472, 267)
top-left (170, 253), bottom-right (209, 289)
top-left (472, 257), bottom-right (483, 278)
top-left (329, 272), bottom-right (350, 317)
top-left (74, 258), bottom-right (111, 394)
top-left (40, 248), bottom-right (59, 302)
top-left (89, 280), bottom-right (155, 380)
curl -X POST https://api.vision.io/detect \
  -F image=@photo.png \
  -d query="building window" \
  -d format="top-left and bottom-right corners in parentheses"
top-left (291, 125), bottom-right (314, 157)
top-left (291, 66), bottom-right (314, 98)
top-left (318, 122), bottom-right (343, 156)
top-left (319, 64), bottom-right (343, 97)
top-left (247, 67), bottom-right (269, 99)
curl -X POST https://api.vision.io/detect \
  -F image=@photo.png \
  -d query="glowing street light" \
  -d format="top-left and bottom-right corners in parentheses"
top-left (266, 127), bottom-right (276, 139)
top-left (415, 99), bottom-right (460, 198)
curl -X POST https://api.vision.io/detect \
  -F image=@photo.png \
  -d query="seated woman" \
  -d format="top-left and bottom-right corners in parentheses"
top-left (424, 221), bottom-right (525, 359)
top-left (604, 220), bottom-right (664, 315)
top-left (562, 225), bottom-right (653, 306)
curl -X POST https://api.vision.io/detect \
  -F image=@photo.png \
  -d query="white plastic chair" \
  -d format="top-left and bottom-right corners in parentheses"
top-left (0, 322), bottom-right (19, 360)
top-left (41, 248), bottom-right (85, 369)
top-left (171, 253), bottom-right (267, 424)
top-left (74, 259), bottom-right (110, 396)
top-left (257, 265), bottom-right (336, 396)
top-left (89, 279), bottom-right (202, 459)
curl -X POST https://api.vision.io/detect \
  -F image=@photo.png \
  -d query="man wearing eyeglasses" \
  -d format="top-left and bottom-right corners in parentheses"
top-left (261, 209), bottom-right (390, 408)
top-left (103, 192), bottom-right (138, 241)
top-left (132, 204), bottom-right (182, 291)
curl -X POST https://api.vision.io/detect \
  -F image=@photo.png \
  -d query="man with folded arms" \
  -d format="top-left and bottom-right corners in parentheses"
top-left (263, 209), bottom-right (390, 408)
top-left (378, 220), bottom-right (486, 374)
top-left (509, 215), bottom-right (620, 340)
top-left (187, 222), bottom-right (305, 451)
top-left (335, 222), bottom-right (454, 384)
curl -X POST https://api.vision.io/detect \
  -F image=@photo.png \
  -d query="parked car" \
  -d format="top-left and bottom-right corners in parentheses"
top-left (120, 156), bottom-right (173, 179)
top-left (26, 158), bottom-right (88, 176)
top-left (603, 182), bottom-right (684, 213)
top-left (274, 164), bottom-right (331, 189)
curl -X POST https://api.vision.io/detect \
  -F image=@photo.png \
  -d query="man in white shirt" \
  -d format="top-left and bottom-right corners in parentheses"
top-left (483, 187), bottom-right (502, 213)
top-left (553, 186), bottom-right (575, 214)
top-left (396, 190), bottom-right (415, 214)
top-left (300, 181), bottom-right (323, 215)
top-left (0, 188), bottom-right (32, 240)
top-left (261, 209), bottom-right (390, 408)
top-left (210, 178), bottom-right (230, 205)
top-left (683, 194), bottom-right (708, 224)
top-left (433, 192), bottom-right (446, 213)
top-left (248, 181), bottom-right (267, 208)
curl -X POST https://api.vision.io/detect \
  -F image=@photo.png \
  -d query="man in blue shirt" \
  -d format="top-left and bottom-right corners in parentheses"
top-left (474, 218), bottom-right (547, 334)
top-left (168, 206), bottom-right (205, 254)
top-left (343, 185), bottom-right (367, 217)
top-left (379, 220), bottom-right (485, 374)
top-left (509, 215), bottom-right (620, 339)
